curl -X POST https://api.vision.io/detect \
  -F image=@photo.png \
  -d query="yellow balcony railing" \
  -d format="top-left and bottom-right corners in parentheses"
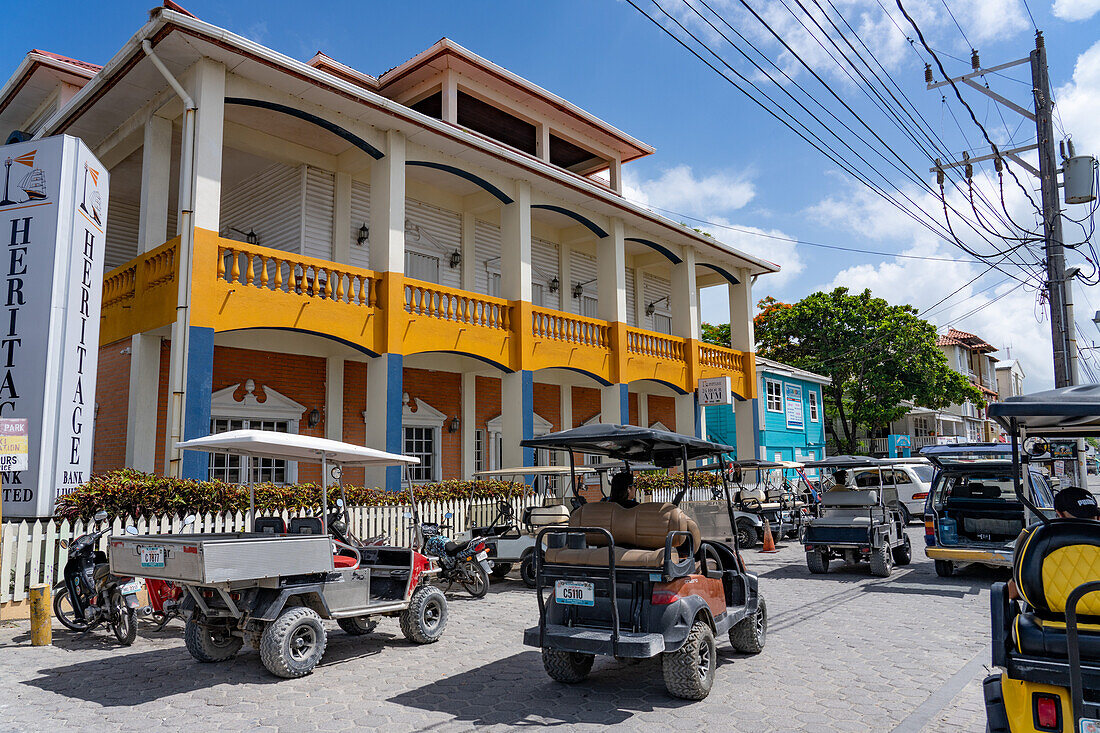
top-left (405, 280), bottom-right (510, 331)
top-left (100, 237), bottom-right (180, 345)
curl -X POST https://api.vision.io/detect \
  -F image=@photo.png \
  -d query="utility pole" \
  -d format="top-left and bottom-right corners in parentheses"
top-left (929, 31), bottom-right (1092, 485)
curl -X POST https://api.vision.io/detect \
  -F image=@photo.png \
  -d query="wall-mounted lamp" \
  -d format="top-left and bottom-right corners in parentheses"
top-left (448, 416), bottom-right (460, 433)
top-left (449, 250), bottom-right (462, 269)
top-left (548, 277), bottom-right (560, 294)
top-left (230, 226), bottom-right (258, 245)
top-left (645, 295), bottom-right (670, 317)
top-left (308, 409), bottom-right (321, 428)
top-left (356, 223), bottom-right (369, 246)
top-left (572, 278), bottom-right (597, 299)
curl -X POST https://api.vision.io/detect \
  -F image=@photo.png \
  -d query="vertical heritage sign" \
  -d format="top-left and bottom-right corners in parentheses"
top-left (0, 136), bottom-right (108, 517)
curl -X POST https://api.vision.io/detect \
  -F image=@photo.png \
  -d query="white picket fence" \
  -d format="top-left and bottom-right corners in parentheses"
top-left (0, 494), bottom-right (540, 606)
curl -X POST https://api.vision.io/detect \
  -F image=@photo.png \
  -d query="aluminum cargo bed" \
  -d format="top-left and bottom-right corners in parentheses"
top-left (109, 533), bottom-right (335, 585)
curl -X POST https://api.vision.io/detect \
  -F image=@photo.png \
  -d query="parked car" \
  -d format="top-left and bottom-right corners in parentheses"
top-left (852, 458), bottom-right (934, 525)
top-left (920, 443), bottom-right (1054, 577)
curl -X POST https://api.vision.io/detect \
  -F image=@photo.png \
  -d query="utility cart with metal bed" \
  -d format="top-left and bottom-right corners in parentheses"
top-left (799, 455), bottom-right (911, 577)
top-left (519, 424), bottom-right (767, 700)
top-left (109, 430), bottom-right (448, 678)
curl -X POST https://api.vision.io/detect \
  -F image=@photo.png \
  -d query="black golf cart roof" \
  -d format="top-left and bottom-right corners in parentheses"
top-left (521, 424), bottom-right (735, 464)
top-left (802, 455), bottom-right (886, 470)
top-left (920, 443), bottom-right (1014, 469)
top-left (989, 384), bottom-right (1100, 437)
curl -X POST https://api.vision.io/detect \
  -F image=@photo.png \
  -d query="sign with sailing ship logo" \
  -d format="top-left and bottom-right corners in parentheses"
top-left (0, 135), bottom-right (108, 517)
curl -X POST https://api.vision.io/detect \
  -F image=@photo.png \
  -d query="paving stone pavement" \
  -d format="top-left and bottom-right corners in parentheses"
top-left (0, 527), bottom-right (1004, 732)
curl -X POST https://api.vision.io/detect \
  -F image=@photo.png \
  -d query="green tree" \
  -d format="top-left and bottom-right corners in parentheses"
top-left (753, 288), bottom-right (984, 454)
top-left (700, 322), bottom-right (731, 346)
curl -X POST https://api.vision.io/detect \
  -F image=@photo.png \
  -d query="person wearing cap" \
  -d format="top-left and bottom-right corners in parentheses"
top-left (1007, 486), bottom-right (1099, 600)
top-left (603, 471), bottom-right (639, 509)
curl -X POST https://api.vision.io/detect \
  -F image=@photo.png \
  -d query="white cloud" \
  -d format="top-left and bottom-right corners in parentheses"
top-left (1056, 39), bottom-right (1100, 156)
top-left (622, 164), bottom-right (755, 217)
top-left (1053, 0), bottom-right (1100, 21)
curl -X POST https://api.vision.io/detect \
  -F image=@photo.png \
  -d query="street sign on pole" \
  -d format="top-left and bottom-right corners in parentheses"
top-left (698, 377), bottom-right (732, 406)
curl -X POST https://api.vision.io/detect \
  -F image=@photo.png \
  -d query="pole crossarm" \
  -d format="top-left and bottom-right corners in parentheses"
top-left (931, 143), bottom-right (1038, 172)
top-left (927, 57), bottom-right (1030, 90)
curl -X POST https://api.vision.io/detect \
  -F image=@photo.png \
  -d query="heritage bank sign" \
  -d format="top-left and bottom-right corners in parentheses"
top-left (0, 135), bottom-right (108, 518)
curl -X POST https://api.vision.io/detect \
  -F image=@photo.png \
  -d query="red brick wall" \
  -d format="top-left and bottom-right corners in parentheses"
top-left (92, 338), bottom-right (132, 473)
top-left (154, 342), bottom-right (170, 473)
top-left (648, 394), bottom-right (676, 432)
top-left (533, 383), bottom-right (561, 430)
top-left (403, 367), bottom-right (461, 479)
top-left (475, 376), bottom-right (501, 429)
top-left (342, 361), bottom-right (367, 486)
top-left (571, 386), bottom-right (600, 427)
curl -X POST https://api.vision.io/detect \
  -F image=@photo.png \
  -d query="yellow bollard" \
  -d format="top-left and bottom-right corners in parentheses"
top-left (29, 584), bottom-right (51, 646)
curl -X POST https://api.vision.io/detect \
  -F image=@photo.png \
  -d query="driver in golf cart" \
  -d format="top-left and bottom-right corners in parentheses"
top-left (602, 471), bottom-right (639, 508)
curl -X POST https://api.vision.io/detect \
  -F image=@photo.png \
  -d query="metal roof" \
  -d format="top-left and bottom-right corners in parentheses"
top-left (989, 384), bottom-right (1100, 436)
top-left (176, 430), bottom-right (419, 466)
top-left (521, 424), bottom-right (735, 463)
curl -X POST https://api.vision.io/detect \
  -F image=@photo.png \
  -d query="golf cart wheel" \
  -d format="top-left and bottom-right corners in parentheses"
top-left (52, 586), bottom-right (90, 632)
top-left (462, 562), bottom-right (490, 598)
top-left (260, 607), bottom-right (327, 679)
top-left (806, 551), bottom-right (829, 574)
top-left (520, 553), bottom-right (537, 588)
top-left (934, 559), bottom-right (955, 577)
top-left (892, 535), bottom-right (913, 566)
top-left (400, 583), bottom-right (448, 644)
top-left (869, 543), bottom-right (893, 577)
top-left (982, 674), bottom-right (1011, 733)
top-left (185, 618), bottom-right (243, 663)
top-left (542, 648), bottom-right (594, 684)
top-left (729, 596), bottom-right (768, 654)
top-left (735, 519), bottom-right (759, 549)
top-left (336, 615), bottom-right (378, 636)
top-left (662, 620), bottom-right (716, 700)
top-left (490, 562), bottom-right (513, 579)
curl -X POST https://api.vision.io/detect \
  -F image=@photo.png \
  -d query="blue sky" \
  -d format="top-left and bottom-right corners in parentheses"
top-left (3, 1), bottom-right (1098, 388)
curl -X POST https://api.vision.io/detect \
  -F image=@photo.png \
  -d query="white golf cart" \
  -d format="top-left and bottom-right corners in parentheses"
top-left (454, 466), bottom-right (590, 586)
top-left (110, 430), bottom-right (449, 678)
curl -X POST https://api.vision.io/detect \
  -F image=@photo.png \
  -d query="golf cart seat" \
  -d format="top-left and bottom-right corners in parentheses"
top-left (822, 489), bottom-right (879, 507)
top-left (811, 489), bottom-right (880, 527)
top-left (288, 517), bottom-right (323, 535)
top-left (1011, 518), bottom-right (1100, 660)
top-left (523, 504), bottom-right (570, 529)
top-left (253, 517), bottom-right (286, 535)
top-left (543, 502), bottom-right (701, 569)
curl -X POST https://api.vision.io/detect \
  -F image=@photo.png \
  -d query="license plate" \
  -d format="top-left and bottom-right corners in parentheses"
top-left (119, 579), bottom-right (144, 595)
top-left (476, 551), bottom-right (488, 561)
top-left (555, 580), bottom-right (594, 606)
top-left (1081, 718), bottom-right (1100, 733)
top-left (140, 546), bottom-right (165, 568)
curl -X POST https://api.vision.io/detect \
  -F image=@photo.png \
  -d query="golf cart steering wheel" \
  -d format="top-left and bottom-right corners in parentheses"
top-left (742, 497), bottom-right (762, 511)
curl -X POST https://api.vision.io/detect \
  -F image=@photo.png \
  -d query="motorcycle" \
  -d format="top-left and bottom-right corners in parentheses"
top-left (417, 512), bottom-right (492, 598)
top-left (53, 510), bottom-right (143, 645)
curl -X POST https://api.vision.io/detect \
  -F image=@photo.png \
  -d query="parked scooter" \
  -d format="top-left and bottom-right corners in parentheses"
top-left (53, 511), bottom-right (143, 645)
top-left (417, 513), bottom-right (492, 598)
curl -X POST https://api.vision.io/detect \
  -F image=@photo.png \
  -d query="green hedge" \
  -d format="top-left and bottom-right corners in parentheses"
top-left (54, 469), bottom-right (531, 520)
top-left (634, 471), bottom-right (720, 494)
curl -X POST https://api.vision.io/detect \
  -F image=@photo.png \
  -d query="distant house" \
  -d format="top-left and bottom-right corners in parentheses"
top-left (703, 357), bottom-right (830, 464)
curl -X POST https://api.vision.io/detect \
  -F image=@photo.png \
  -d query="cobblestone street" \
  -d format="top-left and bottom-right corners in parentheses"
top-left (0, 526), bottom-right (1004, 732)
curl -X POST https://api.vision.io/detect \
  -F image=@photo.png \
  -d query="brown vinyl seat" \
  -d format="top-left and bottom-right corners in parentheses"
top-left (543, 502), bottom-right (701, 569)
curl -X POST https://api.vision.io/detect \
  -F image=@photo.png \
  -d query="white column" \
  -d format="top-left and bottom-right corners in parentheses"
top-left (500, 181), bottom-right (531, 301)
top-left (369, 130), bottom-right (406, 273)
top-left (601, 385), bottom-right (625, 425)
top-left (138, 114), bottom-right (171, 251)
top-left (735, 398), bottom-right (757, 461)
top-left (560, 382), bottom-right (573, 430)
top-left (671, 247), bottom-right (699, 339)
top-left (187, 58), bottom-right (225, 232)
top-left (441, 70), bottom-right (458, 124)
top-left (333, 171), bottom-right (352, 264)
top-left (326, 358), bottom-right (344, 442)
top-left (462, 372), bottom-right (476, 478)
top-left (609, 157), bottom-right (623, 194)
top-left (598, 218), bottom-right (627, 322)
top-left (536, 123), bottom-right (551, 162)
top-left (675, 393), bottom-right (697, 438)
top-left (461, 212), bottom-right (476, 291)
top-left (637, 391), bottom-right (649, 428)
top-left (125, 333), bottom-right (161, 471)
top-left (633, 266), bottom-right (646, 327)
top-left (501, 371), bottom-right (530, 468)
top-left (728, 269), bottom-right (754, 351)
top-left (559, 244), bottom-right (572, 314)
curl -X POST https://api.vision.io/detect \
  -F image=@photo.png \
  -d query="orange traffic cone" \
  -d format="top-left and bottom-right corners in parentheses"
top-left (759, 518), bottom-right (777, 553)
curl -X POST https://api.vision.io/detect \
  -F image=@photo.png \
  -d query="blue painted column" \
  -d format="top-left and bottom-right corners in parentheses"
top-left (600, 383), bottom-right (630, 426)
top-left (501, 369), bottom-right (534, 471)
top-left (366, 353), bottom-right (404, 491)
top-left (181, 326), bottom-right (215, 480)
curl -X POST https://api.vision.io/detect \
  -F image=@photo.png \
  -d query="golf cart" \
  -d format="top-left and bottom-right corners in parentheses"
top-left (799, 455), bottom-right (911, 577)
top-left (456, 466), bottom-right (591, 586)
top-left (921, 443), bottom-right (1054, 577)
top-left (729, 459), bottom-right (820, 543)
top-left (519, 424), bottom-right (767, 700)
top-left (982, 385), bottom-right (1100, 732)
top-left (109, 430), bottom-right (448, 678)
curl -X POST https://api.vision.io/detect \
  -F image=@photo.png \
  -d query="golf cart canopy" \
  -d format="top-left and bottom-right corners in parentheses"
top-left (176, 430), bottom-right (420, 467)
top-left (989, 384), bottom-right (1100, 437)
top-left (521, 424), bottom-right (735, 464)
top-left (473, 466), bottom-right (594, 477)
top-left (920, 443), bottom-right (1013, 469)
top-left (732, 459), bottom-right (785, 470)
top-left (802, 455), bottom-right (887, 470)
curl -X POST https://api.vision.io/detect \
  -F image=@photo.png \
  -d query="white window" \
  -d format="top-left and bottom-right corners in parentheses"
top-left (652, 313), bottom-right (672, 334)
top-left (582, 296), bottom-right (599, 319)
top-left (404, 426), bottom-right (436, 482)
top-left (808, 390), bottom-right (820, 422)
top-left (208, 380), bottom-right (305, 485)
top-left (913, 416), bottom-right (931, 437)
top-left (405, 251), bottom-right (440, 284)
top-left (474, 429), bottom-right (486, 473)
top-left (765, 380), bottom-right (783, 412)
